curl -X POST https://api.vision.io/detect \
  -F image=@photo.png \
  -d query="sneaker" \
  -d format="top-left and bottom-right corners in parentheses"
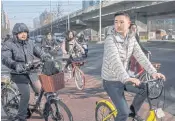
top-left (129, 114), bottom-right (145, 121)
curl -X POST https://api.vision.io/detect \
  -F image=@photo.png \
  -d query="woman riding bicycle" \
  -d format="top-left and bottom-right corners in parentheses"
top-left (61, 30), bottom-right (85, 71)
top-left (1, 23), bottom-right (51, 121)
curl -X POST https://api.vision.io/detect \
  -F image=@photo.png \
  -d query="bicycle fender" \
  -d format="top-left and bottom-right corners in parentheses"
top-left (96, 100), bottom-right (117, 117)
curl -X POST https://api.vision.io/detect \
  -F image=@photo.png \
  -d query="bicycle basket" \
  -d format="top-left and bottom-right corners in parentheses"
top-left (147, 79), bottom-right (164, 99)
top-left (39, 72), bottom-right (65, 92)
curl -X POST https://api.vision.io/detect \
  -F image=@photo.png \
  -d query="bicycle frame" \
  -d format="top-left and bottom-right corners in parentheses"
top-left (67, 59), bottom-right (85, 79)
top-left (129, 52), bottom-right (151, 75)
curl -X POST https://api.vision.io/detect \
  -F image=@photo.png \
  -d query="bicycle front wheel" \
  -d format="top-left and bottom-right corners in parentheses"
top-left (1, 86), bottom-right (20, 119)
top-left (95, 102), bottom-right (116, 121)
top-left (73, 67), bottom-right (85, 90)
top-left (47, 99), bottom-right (73, 121)
top-left (139, 72), bottom-right (152, 82)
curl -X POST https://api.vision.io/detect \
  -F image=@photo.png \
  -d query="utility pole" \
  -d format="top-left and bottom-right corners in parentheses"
top-left (99, 0), bottom-right (102, 42)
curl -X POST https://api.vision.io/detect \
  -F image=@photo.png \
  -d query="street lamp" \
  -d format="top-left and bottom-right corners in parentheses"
top-left (50, 0), bottom-right (52, 33)
top-left (68, 0), bottom-right (70, 30)
top-left (99, 0), bottom-right (102, 43)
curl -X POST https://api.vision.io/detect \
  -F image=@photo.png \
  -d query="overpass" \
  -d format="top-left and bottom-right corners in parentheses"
top-left (30, 1), bottom-right (175, 37)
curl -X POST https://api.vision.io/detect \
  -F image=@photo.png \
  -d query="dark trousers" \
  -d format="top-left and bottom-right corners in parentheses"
top-left (103, 80), bottom-right (147, 121)
top-left (12, 74), bottom-right (39, 120)
top-left (15, 83), bottom-right (30, 120)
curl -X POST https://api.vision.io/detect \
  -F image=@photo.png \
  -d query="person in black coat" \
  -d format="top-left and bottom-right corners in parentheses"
top-left (129, 23), bottom-right (148, 54)
top-left (129, 23), bottom-right (149, 75)
top-left (1, 23), bottom-right (50, 121)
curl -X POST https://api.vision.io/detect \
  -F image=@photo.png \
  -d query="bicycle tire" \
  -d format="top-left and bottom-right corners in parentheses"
top-left (1, 86), bottom-right (20, 119)
top-left (95, 102), bottom-right (115, 121)
top-left (47, 99), bottom-right (73, 121)
top-left (73, 67), bottom-right (85, 90)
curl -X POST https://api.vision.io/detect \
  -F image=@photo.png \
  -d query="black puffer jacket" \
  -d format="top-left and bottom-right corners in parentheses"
top-left (1, 38), bottom-right (46, 74)
top-left (1, 23), bottom-right (47, 74)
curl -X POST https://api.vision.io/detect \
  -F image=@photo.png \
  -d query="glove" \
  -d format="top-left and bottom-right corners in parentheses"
top-left (41, 54), bottom-right (52, 62)
top-left (15, 63), bottom-right (26, 73)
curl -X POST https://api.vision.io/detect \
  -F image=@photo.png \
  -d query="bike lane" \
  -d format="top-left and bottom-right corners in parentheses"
top-left (28, 74), bottom-right (175, 121)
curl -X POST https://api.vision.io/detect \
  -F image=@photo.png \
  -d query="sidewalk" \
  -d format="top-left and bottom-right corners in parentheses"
top-left (27, 74), bottom-right (175, 121)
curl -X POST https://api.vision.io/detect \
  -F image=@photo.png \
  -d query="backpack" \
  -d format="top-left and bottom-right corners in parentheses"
top-left (42, 60), bottom-right (61, 76)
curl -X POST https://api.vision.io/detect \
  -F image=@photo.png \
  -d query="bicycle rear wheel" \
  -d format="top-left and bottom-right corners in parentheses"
top-left (95, 102), bottom-right (116, 121)
top-left (73, 67), bottom-right (85, 90)
top-left (47, 99), bottom-right (73, 121)
top-left (1, 86), bottom-right (20, 119)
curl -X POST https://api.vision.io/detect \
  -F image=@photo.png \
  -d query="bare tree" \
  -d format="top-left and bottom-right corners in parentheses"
top-left (56, 2), bottom-right (64, 19)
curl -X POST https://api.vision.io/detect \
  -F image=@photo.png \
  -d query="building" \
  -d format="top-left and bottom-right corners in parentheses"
top-left (33, 17), bottom-right (40, 29)
top-left (82, 0), bottom-right (97, 9)
top-left (1, 3), bottom-right (5, 29)
top-left (1, 3), bottom-right (10, 38)
top-left (5, 13), bottom-right (10, 30)
top-left (39, 10), bottom-right (55, 26)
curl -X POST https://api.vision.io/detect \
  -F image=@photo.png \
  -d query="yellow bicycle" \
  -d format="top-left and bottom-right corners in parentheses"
top-left (95, 79), bottom-right (165, 121)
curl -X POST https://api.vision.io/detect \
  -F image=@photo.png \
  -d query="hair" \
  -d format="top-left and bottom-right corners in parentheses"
top-left (65, 30), bottom-right (75, 41)
top-left (129, 23), bottom-right (137, 29)
top-left (65, 30), bottom-right (75, 52)
top-left (114, 12), bottom-right (130, 20)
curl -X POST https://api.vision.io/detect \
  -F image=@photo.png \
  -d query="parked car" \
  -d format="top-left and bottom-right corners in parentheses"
top-left (54, 33), bottom-right (65, 43)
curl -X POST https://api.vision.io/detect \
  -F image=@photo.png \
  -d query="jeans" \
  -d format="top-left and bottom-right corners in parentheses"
top-left (103, 80), bottom-right (147, 121)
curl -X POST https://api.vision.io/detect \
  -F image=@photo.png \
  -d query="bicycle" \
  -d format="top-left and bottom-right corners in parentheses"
top-left (1, 75), bottom-right (20, 119)
top-left (95, 79), bottom-right (165, 121)
top-left (129, 51), bottom-right (161, 82)
top-left (2, 60), bottom-right (73, 121)
top-left (63, 55), bottom-right (86, 90)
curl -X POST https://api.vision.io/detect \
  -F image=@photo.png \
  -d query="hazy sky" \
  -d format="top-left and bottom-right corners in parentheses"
top-left (2, 0), bottom-right (82, 30)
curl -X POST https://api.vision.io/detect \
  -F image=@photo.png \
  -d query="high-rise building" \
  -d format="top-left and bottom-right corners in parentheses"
top-left (1, 3), bottom-right (10, 38)
top-left (39, 10), bottom-right (54, 26)
top-left (1, 3), bottom-right (6, 28)
top-left (5, 13), bottom-right (10, 30)
top-left (82, 0), bottom-right (96, 9)
top-left (33, 17), bottom-right (40, 29)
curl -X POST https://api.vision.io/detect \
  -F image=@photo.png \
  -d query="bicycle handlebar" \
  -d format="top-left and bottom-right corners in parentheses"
top-left (25, 60), bottom-right (43, 71)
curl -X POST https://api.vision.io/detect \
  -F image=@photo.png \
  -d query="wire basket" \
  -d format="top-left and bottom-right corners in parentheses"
top-left (39, 72), bottom-right (65, 92)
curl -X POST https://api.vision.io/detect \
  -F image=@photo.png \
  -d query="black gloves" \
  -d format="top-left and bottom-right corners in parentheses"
top-left (15, 63), bottom-right (26, 73)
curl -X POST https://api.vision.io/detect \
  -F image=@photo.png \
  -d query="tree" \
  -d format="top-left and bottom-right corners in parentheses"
top-left (56, 2), bottom-right (63, 19)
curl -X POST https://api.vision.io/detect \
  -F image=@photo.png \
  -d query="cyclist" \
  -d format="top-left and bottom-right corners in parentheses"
top-left (1, 23), bottom-right (51, 121)
top-left (129, 23), bottom-right (149, 76)
top-left (41, 32), bottom-right (60, 57)
top-left (61, 30), bottom-right (85, 71)
top-left (101, 12), bottom-right (166, 121)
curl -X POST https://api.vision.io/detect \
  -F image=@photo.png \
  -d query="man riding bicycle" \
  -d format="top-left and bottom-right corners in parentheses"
top-left (61, 30), bottom-right (85, 71)
top-left (101, 12), bottom-right (166, 121)
top-left (1, 23), bottom-right (51, 121)
top-left (41, 32), bottom-right (60, 57)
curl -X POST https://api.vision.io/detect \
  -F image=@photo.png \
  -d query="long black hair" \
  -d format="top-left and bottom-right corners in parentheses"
top-left (65, 30), bottom-right (75, 52)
